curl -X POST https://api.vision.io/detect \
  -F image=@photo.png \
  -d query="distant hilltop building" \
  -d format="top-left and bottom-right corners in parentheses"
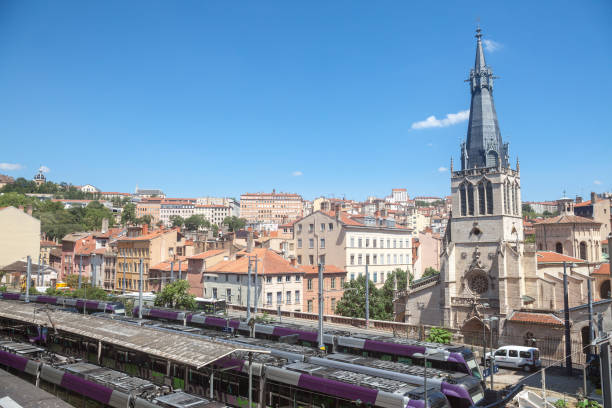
top-left (80, 184), bottom-right (100, 193)
top-left (0, 174), bottom-right (15, 189)
top-left (33, 167), bottom-right (47, 186)
top-left (240, 189), bottom-right (304, 224)
top-left (133, 186), bottom-right (165, 199)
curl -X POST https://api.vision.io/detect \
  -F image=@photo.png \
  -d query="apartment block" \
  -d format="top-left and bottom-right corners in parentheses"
top-left (0, 206), bottom-right (40, 269)
top-left (160, 200), bottom-right (195, 226)
top-left (240, 190), bottom-right (303, 224)
top-left (195, 204), bottom-right (231, 226)
top-left (299, 265), bottom-right (346, 315)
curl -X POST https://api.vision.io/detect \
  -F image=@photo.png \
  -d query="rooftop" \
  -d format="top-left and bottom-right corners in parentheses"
top-left (188, 249), bottom-right (226, 260)
top-left (536, 251), bottom-right (586, 264)
top-left (508, 311), bottom-right (564, 327)
top-left (208, 248), bottom-right (300, 275)
top-left (535, 214), bottom-right (601, 225)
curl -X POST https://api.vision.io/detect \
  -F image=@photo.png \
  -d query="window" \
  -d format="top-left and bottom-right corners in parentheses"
top-left (297, 239), bottom-right (302, 248)
top-left (226, 288), bottom-right (231, 302)
top-left (358, 238), bottom-right (363, 248)
top-left (266, 292), bottom-right (272, 305)
top-left (212, 288), bottom-right (217, 299)
top-left (331, 298), bottom-right (336, 312)
top-left (295, 290), bottom-right (300, 303)
top-left (350, 237), bottom-right (355, 247)
top-left (358, 254), bottom-right (363, 265)
top-left (380, 239), bottom-right (384, 248)
top-left (297, 224), bottom-right (302, 233)
top-left (399, 240), bottom-right (403, 248)
top-left (373, 255), bottom-right (377, 265)
top-left (387, 254), bottom-right (391, 264)
top-left (350, 255), bottom-right (355, 265)
top-left (308, 224), bottom-right (314, 233)
top-left (295, 275), bottom-right (301, 282)
top-left (580, 241), bottom-right (587, 260)
top-left (519, 351), bottom-right (532, 358)
top-left (366, 255), bottom-right (370, 265)
top-left (277, 291), bottom-right (282, 304)
top-left (387, 239), bottom-right (390, 248)
top-left (350, 273), bottom-right (355, 281)
top-left (393, 240), bottom-right (397, 248)
top-left (460, 184), bottom-right (467, 216)
top-left (319, 255), bottom-right (325, 264)
top-left (225, 274), bottom-right (229, 282)
top-left (478, 182), bottom-right (486, 215)
top-left (486, 181), bottom-right (493, 214)
top-left (297, 255), bottom-right (302, 265)
top-left (286, 291), bottom-right (292, 304)
top-left (284, 275), bottom-right (290, 282)
top-left (309, 238), bottom-right (314, 249)
top-left (393, 254), bottom-right (397, 264)
top-left (495, 349), bottom-right (507, 357)
top-left (320, 238), bottom-right (325, 249)
top-left (329, 223), bottom-right (333, 231)
top-left (331, 277), bottom-right (336, 289)
top-left (508, 350), bottom-right (518, 357)
top-left (366, 238), bottom-right (370, 248)
top-left (373, 272), bottom-right (377, 283)
top-left (341, 277), bottom-right (345, 287)
top-left (307, 300), bottom-right (313, 312)
top-left (555, 242), bottom-right (563, 254)
top-left (373, 239), bottom-right (377, 248)
top-left (309, 255), bottom-right (314, 265)
top-left (381, 273), bottom-right (385, 283)
top-left (320, 223), bottom-right (325, 232)
top-left (468, 183), bottom-right (475, 215)
top-left (308, 279), bottom-right (313, 290)
top-left (276, 276), bottom-right (282, 283)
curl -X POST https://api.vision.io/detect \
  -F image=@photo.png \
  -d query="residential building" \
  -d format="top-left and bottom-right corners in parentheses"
top-left (195, 204), bottom-right (231, 226)
top-left (133, 187), bottom-right (165, 199)
top-left (115, 227), bottom-right (182, 292)
top-left (206, 248), bottom-right (303, 312)
top-left (406, 212), bottom-right (429, 234)
top-left (293, 210), bottom-right (413, 287)
top-left (136, 198), bottom-right (163, 225)
top-left (60, 232), bottom-right (95, 282)
top-left (183, 249), bottom-right (228, 296)
top-left (525, 201), bottom-right (558, 214)
top-left (148, 256), bottom-right (188, 293)
top-left (413, 196), bottom-right (443, 204)
top-left (0, 206), bottom-right (40, 268)
top-left (197, 197), bottom-right (240, 217)
top-left (299, 264), bottom-right (346, 315)
top-left (390, 188), bottom-right (409, 203)
top-left (414, 230), bottom-right (442, 278)
top-left (240, 190), bottom-right (303, 224)
top-left (574, 192), bottom-right (611, 240)
top-left (160, 200), bottom-right (195, 226)
top-left (80, 184), bottom-right (100, 193)
top-left (100, 192), bottom-right (131, 200)
top-left (0, 174), bottom-right (14, 189)
top-left (40, 240), bottom-right (61, 266)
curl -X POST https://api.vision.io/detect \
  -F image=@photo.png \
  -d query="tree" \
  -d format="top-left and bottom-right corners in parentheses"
top-left (422, 267), bottom-right (439, 278)
top-left (137, 214), bottom-right (153, 227)
top-left (184, 214), bottom-right (207, 231)
top-left (223, 216), bottom-right (246, 232)
top-left (121, 203), bottom-right (137, 225)
top-left (379, 269), bottom-right (411, 319)
top-left (426, 327), bottom-right (452, 344)
top-left (170, 215), bottom-right (184, 228)
top-left (82, 201), bottom-right (115, 231)
top-left (335, 274), bottom-right (387, 320)
top-left (211, 224), bottom-right (219, 237)
top-left (65, 274), bottom-right (89, 288)
top-left (154, 280), bottom-right (196, 310)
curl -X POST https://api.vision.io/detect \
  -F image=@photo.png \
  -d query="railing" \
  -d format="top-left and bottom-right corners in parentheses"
top-left (410, 273), bottom-right (440, 289)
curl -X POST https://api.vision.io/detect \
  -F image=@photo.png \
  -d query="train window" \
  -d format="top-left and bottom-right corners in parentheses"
top-left (381, 354), bottom-right (392, 361)
top-left (152, 360), bottom-right (167, 374)
top-left (173, 364), bottom-right (185, 379)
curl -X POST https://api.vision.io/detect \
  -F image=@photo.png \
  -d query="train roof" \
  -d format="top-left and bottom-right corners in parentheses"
top-left (347, 332), bottom-right (466, 351)
top-left (60, 362), bottom-right (156, 394)
top-left (283, 361), bottom-right (431, 396)
top-left (153, 392), bottom-right (223, 408)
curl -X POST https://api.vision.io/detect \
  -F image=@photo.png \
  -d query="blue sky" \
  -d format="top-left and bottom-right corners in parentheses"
top-left (1, 1), bottom-right (610, 201)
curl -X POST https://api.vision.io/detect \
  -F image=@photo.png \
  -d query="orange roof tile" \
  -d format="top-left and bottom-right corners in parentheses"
top-left (593, 264), bottom-right (610, 276)
top-left (508, 311), bottom-right (564, 327)
top-left (40, 240), bottom-right (60, 247)
top-left (189, 249), bottom-right (225, 260)
top-left (207, 248), bottom-right (300, 275)
top-left (322, 210), bottom-right (363, 226)
top-left (150, 257), bottom-right (189, 271)
top-left (575, 200), bottom-right (592, 208)
top-left (536, 215), bottom-right (601, 225)
top-left (537, 251), bottom-right (586, 264)
top-left (120, 228), bottom-right (179, 241)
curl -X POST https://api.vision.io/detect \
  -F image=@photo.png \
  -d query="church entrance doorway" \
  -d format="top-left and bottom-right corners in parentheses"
top-left (461, 317), bottom-right (490, 347)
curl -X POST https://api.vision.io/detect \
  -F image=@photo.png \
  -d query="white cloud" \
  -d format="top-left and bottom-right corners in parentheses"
top-left (438, 167), bottom-right (448, 172)
top-left (411, 110), bottom-right (470, 130)
top-left (39, 165), bottom-right (50, 173)
top-left (594, 180), bottom-right (602, 185)
top-left (0, 163), bottom-right (23, 171)
top-left (292, 171), bottom-right (303, 177)
top-left (427, 143), bottom-right (433, 147)
top-left (483, 39), bottom-right (501, 52)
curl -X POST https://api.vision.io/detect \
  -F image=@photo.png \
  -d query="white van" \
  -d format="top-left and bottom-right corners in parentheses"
top-left (484, 346), bottom-right (541, 372)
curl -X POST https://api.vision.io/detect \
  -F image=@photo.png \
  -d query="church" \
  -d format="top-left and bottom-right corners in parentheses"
top-left (396, 28), bottom-right (611, 361)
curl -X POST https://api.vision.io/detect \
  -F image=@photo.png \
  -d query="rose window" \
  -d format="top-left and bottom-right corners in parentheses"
top-left (468, 274), bottom-right (489, 294)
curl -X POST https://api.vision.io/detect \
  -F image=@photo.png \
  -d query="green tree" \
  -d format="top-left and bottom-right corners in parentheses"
top-left (0, 192), bottom-right (36, 208)
top-left (222, 216), bottom-right (246, 232)
top-left (82, 201), bottom-right (115, 231)
top-left (184, 214), bottom-right (207, 231)
top-left (121, 203), bottom-right (137, 225)
top-left (72, 286), bottom-right (108, 300)
top-left (335, 274), bottom-right (387, 320)
top-left (65, 274), bottom-right (89, 289)
top-left (426, 327), bottom-right (452, 344)
top-left (137, 214), bottom-right (153, 227)
top-left (154, 280), bottom-right (196, 310)
top-left (170, 215), bottom-right (184, 228)
top-left (379, 269), bottom-right (411, 319)
top-left (422, 267), bottom-right (439, 278)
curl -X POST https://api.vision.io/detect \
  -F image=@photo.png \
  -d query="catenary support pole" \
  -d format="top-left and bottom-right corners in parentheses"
top-left (542, 368), bottom-right (547, 403)
top-left (79, 255), bottom-right (83, 289)
top-left (563, 261), bottom-right (572, 375)
top-left (25, 256), bottom-right (32, 302)
top-left (424, 355), bottom-right (429, 408)
top-left (248, 352), bottom-right (253, 408)
top-left (598, 314), bottom-right (612, 408)
top-left (138, 259), bottom-right (143, 319)
top-left (170, 261), bottom-right (174, 283)
top-left (365, 263), bottom-right (370, 328)
top-left (122, 254), bottom-right (126, 293)
top-left (588, 269), bottom-right (594, 355)
top-left (37, 254), bottom-right (42, 287)
top-left (318, 262), bottom-right (324, 350)
top-left (247, 258), bottom-right (252, 321)
top-left (254, 257), bottom-right (258, 314)
top-left (178, 260), bottom-right (182, 280)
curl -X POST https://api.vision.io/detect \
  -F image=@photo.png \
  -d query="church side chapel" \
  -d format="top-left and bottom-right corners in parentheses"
top-left (395, 28), bottom-right (609, 363)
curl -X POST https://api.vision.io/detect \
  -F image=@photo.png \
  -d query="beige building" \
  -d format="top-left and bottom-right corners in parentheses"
top-left (194, 204), bottom-right (231, 226)
top-left (116, 227), bottom-right (182, 291)
top-left (136, 198), bottom-right (162, 225)
top-left (535, 197), bottom-right (602, 262)
top-left (206, 248), bottom-right (304, 312)
top-left (294, 210), bottom-right (413, 287)
top-left (0, 206), bottom-right (40, 268)
top-left (574, 192), bottom-right (611, 240)
top-left (240, 190), bottom-right (303, 224)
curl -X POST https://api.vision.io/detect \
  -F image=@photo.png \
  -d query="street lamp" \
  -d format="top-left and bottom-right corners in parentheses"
top-left (413, 351), bottom-right (443, 408)
top-left (483, 316), bottom-right (498, 390)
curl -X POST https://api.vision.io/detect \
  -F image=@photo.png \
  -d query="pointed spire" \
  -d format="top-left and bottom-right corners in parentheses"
top-left (474, 26), bottom-right (486, 73)
top-left (450, 157), bottom-right (454, 172)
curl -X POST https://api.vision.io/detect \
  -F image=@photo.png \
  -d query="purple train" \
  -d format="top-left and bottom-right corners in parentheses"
top-left (0, 292), bottom-right (125, 314)
top-left (133, 305), bottom-right (483, 381)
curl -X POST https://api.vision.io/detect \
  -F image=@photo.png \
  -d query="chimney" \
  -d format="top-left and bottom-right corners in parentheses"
top-left (591, 192), bottom-right (598, 204)
top-left (142, 224), bottom-right (149, 236)
top-left (247, 231), bottom-right (253, 253)
top-left (335, 204), bottom-right (340, 221)
top-left (101, 218), bottom-right (109, 234)
top-left (576, 196), bottom-right (583, 204)
top-left (290, 257), bottom-right (296, 266)
top-left (18, 205), bottom-right (24, 212)
top-left (26, 205), bottom-right (33, 216)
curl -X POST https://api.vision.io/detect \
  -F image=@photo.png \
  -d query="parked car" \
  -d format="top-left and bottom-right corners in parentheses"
top-left (483, 346), bottom-right (541, 372)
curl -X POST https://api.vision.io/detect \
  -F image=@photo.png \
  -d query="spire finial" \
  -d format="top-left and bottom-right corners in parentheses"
top-left (475, 25), bottom-right (483, 42)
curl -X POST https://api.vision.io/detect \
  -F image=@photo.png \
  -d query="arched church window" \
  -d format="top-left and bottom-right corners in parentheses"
top-left (504, 181), bottom-right (509, 214)
top-left (467, 184), bottom-right (475, 216)
top-left (478, 182), bottom-right (485, 215)
top-left (486, 181), bottom-right (493, 214)
top-left (460, 184), bottom-right (467, 216)
top-left (468, 272), bottom-right (488, 294)
top-left (579, 241), bottom-right (587, 260)
top-left (511, 183), bottom-right (516, 215)
top-left (555, 242), bottom-right (563, 254)
top-left (514, 183), bottom-right (519, 215)
top-left (600, 280), bottom-right (611, 300)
